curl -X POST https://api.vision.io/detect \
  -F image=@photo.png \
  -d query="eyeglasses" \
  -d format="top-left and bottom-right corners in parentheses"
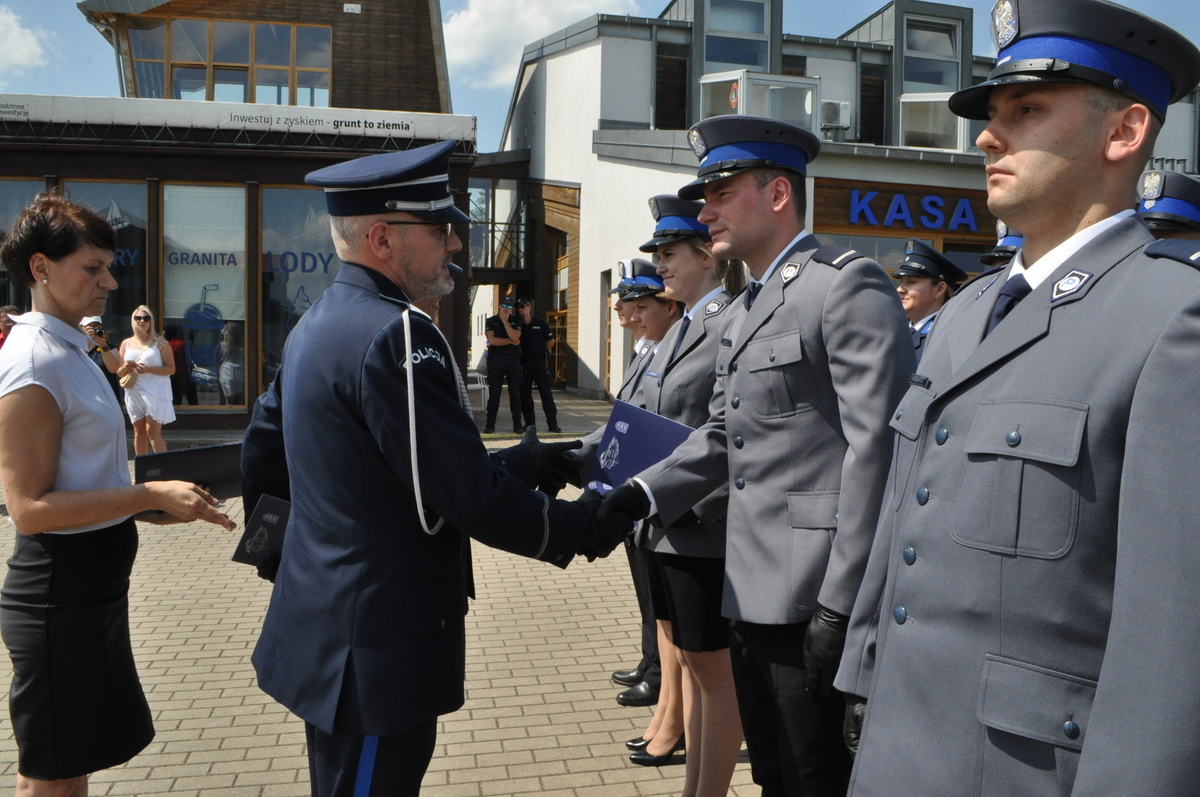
top-left (134, 316), bottom-right (151, 321)
top-left (385, 221), bottom-right (454, 242)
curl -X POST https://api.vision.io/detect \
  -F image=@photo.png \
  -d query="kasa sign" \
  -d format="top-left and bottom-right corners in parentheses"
top-left (849, 189), bottom-right (978, 232)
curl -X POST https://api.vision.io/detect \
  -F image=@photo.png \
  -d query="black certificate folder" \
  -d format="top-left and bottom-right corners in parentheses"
top-left (232, 495), bottom-right (290, 566)
top-left (133, 441), bottom-right (243, 500)
top-left (586, 400), bottom-right (694, 491)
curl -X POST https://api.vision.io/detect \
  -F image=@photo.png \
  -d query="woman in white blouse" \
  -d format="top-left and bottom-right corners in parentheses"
top-left (0, 192), bottom-right (235, 797)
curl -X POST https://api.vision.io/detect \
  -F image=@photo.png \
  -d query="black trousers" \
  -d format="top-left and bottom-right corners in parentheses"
top-left (625, 535), bottom-right (661, 689)
top-left (519, 358), bottom-right (558, 427)
top-left (305, 719), bottom-right (437, 797)
top-left (485, 354), bottom-right (523, 427)
top-left (728, 619), bottom-right (851, 797)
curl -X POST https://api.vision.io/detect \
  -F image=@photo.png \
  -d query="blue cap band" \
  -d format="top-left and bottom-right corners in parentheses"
top-left (1139, 196), bottom-right (1200, 225)
top-left (997, 235), bottom-right (1024, 248)
top-left (655, 214), bottom-right (709, 236)
top-left (998, 35), bottom-right (1173, 114)
top-left (700, 141), bottom-right (810, 176)
top-left (631, 275), bottom-right (664, 288)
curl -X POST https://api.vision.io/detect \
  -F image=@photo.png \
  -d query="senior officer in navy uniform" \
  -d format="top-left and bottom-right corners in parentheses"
top-left (892, 239), bottom-right (968, 365)
top-left (241, 141), bottom-right (623, 797)
top-left (600, 116), bottom-right (913, 795)
top-left (835, 2), bottom-right (1200, 795)
top-left (1137, 169), bottom-right (1200, 240)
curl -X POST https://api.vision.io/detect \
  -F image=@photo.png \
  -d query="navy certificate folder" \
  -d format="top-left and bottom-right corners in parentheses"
top-left (232, 494), bottom-right (290, 567)
top-left (133, 441), bottom-right (243, 500)
top-left (586, 400), bottom-right (694, 490)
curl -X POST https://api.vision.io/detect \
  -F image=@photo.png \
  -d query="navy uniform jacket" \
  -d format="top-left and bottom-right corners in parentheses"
top-left (243, 264), bottom-right (585, 736)
top-left (638, 236), bottom-right (914, 623)
top-left (519, 315), bottom-right (555, 362)
top-left (836, 219), bottom-right (1200, 795)
top-left (909, 312), bottom-right (940, 367)
top-left (640, 292), bottom-right (733, 559)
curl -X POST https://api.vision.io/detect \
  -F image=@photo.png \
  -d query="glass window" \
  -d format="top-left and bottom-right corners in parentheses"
top-left (129, 17), bottom-right (166, 60)
top-left (213, 21), bottom-right (250, 64)
top-left (296, 72), bottom-right (330, 107)
top-left (901, 97), bottom-right (960, 149)
top-left (706, 35), bottom-right (767, 71)
top-left (709, 0), bottom-right (766, 34)
top-left (255, 24), bottom-right (292, 66)
top-left (163, 185), bottom-right (247, 406)
top-left (904, 56), bottom-right (957, 93)
top-left (906, 21), bottom-right (956, 57)
top-left (61, 182), bottom-right (148, 349)
top-left (134, 61), bottom-right (165, 99)
top-left (260, 188), bottom-right (336, 385)
top-left (904, 18), bottom-right (958, 93)
top-left (296, 26), bottom-right (332, 69)
top-left (214, 68), bottom-right (248, 102)
top-left (701, 77), bottom-right (740, 119)
top-left (823, 234), bottom-right (919, 272)
top-left (255, 69), bottom-right (290, 104)
top-left (171, 18), bottom-right (208, 62)
top-left (172, 66), bottom-right (207, 101)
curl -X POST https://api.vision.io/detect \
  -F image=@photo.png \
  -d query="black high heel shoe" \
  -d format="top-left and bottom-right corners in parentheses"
top-left (629, 735), bottom-right (684, 766)
top-left (625, 736), bottom-right (651, 752)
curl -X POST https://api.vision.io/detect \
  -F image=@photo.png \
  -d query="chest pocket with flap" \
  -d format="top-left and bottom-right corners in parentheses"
top-left (741, 332), bottom-right (816, 418)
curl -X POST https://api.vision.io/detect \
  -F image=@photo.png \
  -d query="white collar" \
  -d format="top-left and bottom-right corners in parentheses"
top-left (1007, 210), bottom-right (1134, 290)
top-left (754, 229), bottom-right (811, 289)
top-left (13, 312), bottom-right (91, 352)
top-left (685, 286), bottom-right (727, 320)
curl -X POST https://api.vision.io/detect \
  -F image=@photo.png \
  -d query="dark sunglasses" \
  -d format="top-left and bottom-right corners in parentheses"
top-left (134, 315), bottom-right (151, 321)
top-left (385, 220), bottom-right (453, 242)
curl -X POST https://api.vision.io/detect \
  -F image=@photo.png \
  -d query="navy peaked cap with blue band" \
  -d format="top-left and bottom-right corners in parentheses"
top-left (678, 115), bottom-right (821, 201)
top-left (1137, 170), bottom-right (1200, 232)
top-left (894, 240), bottom-right (969, 286)
top-left (950, 0), bottom-right (1200, 122)
top-left (640, 195), bottom-right (709, 252)
top-left (622, 258), bottom-right (666, 300)
top-left (610, 258), bottom-right (661, 295)
top-left (305, 140), bottom-right (471, 222)
top-left (979, 220), bottom-right (1024, 265)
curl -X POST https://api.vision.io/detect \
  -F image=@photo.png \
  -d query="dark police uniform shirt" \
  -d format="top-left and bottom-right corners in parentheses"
top-left (484, 314), bottom-right (522, 357)
top-left (242, 263), bottom-right (585, 736)
top-left (519, 316), bottom-right (555, 362)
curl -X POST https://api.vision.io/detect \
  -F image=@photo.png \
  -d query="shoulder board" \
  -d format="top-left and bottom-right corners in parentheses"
top-left (1144, 239), bottom-right (1200, 268)
top-left (810, 246), bottom-right (861, 269)
top-left (957, 264), bottom-right (1006, 292)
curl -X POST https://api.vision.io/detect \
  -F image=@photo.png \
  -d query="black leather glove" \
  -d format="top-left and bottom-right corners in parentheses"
top-left (559, 448), bottom-right (586, 488)
top-left (497, 427), bottom-right (584, 495)
top-left (844, 694), bottom-right (867, 756)
top-left (256, 554), bottom-right (281, 584)
top-left (576, 488), bottom-right (634, 561)
top-left (803, 604), bottom-right (851, 698)
top-left (597, 479), bottom-right (651, 529)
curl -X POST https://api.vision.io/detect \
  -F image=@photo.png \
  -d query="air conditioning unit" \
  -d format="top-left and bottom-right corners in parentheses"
top-left (820, 100), bottom-right (851, 128)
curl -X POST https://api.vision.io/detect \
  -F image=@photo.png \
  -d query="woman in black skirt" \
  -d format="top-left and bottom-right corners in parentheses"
top-left (0, 192), bottom-right (236, 796)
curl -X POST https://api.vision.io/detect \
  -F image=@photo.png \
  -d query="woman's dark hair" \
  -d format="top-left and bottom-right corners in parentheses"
top-left (0, 190), bottom-right (117, 287)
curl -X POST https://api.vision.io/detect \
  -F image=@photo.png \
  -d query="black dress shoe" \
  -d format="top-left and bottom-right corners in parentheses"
top-left (625, 736), bottom-right (651, 752)
top-left (548, 424), bottom-right (562, 433)
top-left (611, 666), bottom-right (645, 687)
top-left (616, 680), bottom-right (659, 707)
top-left (629, 736), bottom-right (684, 766)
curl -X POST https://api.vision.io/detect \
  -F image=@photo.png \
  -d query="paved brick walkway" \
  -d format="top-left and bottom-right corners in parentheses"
top-left (0, 391), bottom-right (758, 795)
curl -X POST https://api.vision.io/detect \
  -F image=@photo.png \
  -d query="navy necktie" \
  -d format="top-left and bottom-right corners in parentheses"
top-left (746, 282), bottom-right (763, 309)
top-left (984, 273), bottom-right (1032, 337)
top-left (669, 316), bottom-right (691, 363)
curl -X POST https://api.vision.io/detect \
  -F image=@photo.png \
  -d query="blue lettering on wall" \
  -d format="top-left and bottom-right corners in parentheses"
top-left (920, 196), bottom-right (945, 229)
top-left (264, 251), bottom-right (338, 274)
top-left (166, 251), bottom-right (241, 266)
top-left (111, 249), bottom-right (140, 267)
top-left (948, 198), bottom-right (978, 231)
top-left (884, 195), bottom-right (914, 228)
top-left (849, 190), bottom-right (879, 225)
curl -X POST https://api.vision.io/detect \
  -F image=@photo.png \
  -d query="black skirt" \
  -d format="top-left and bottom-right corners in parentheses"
top-left (0, 518), bottom-right (154, 780)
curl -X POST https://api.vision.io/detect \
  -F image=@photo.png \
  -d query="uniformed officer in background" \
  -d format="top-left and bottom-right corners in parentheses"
top-left (978, 221), bottom-right (1023, 267)
top-left (515, 298), bottom-right (561, 432)
top-left (241, 141), bottom-right (625, 797)
top-left (483, 295), bottom-right (524, 433)
top-left (600, 116), bottom-right (913, 794)
top-left (892, 239), bottom-right (968, 365)
top-left (1136, 169), bottom-right (1200, 239)
top-left (836, 2), bottom-right (1200, 794)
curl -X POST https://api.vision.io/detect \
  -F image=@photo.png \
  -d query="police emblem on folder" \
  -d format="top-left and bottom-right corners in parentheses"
top-left (586, 401), bottom-right (694, 491)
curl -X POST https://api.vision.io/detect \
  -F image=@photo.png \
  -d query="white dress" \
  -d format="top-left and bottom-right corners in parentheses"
top-left (123, 342), bottom-right (176, 424)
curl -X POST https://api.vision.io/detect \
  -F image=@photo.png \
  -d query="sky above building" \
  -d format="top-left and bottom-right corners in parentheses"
top-left (2, 0), bottom-right (1199, 152)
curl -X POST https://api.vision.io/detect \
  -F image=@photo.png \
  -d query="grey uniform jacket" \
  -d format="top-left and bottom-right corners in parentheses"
top-left (835, 219), bottom-right (1200, 796)
top-left (638, 235), bottom-right (914, 623)
top-left (640, 291), bottom-right (734, 559)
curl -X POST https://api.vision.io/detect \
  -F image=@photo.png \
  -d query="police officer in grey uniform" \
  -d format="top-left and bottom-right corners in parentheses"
top-left (892, 239), bottom-right (968, 366)
top-left (241, 141), bottom-right (625, 797)
top-left (835, 2), bottom-right (1200, 795)
top-left (600, 117), bottom-right (913, 794)
top-left (1137, 169), bottom-right (1200, 240)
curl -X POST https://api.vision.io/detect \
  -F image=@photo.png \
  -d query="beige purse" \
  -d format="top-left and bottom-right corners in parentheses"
top-left (119, 369), bottom-right (137, 389)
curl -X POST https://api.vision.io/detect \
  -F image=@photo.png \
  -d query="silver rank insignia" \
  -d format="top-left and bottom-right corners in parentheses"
top-left (1052, 269), bottom-right (1093, 301)
top-left (688, 128), bottom-right (707, 158)
top-left (704, 300), bottom-right (723, 316)
top-left (781, 263), bottom-right (801, 283)
top-left (992, 0), bottom-right (1018, 49)
top-left (1139, 171), bottom-right (1164, 200)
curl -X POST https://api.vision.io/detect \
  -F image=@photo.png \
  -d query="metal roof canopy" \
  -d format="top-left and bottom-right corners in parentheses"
top-left (78, 0), bottom-right (172, 14)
